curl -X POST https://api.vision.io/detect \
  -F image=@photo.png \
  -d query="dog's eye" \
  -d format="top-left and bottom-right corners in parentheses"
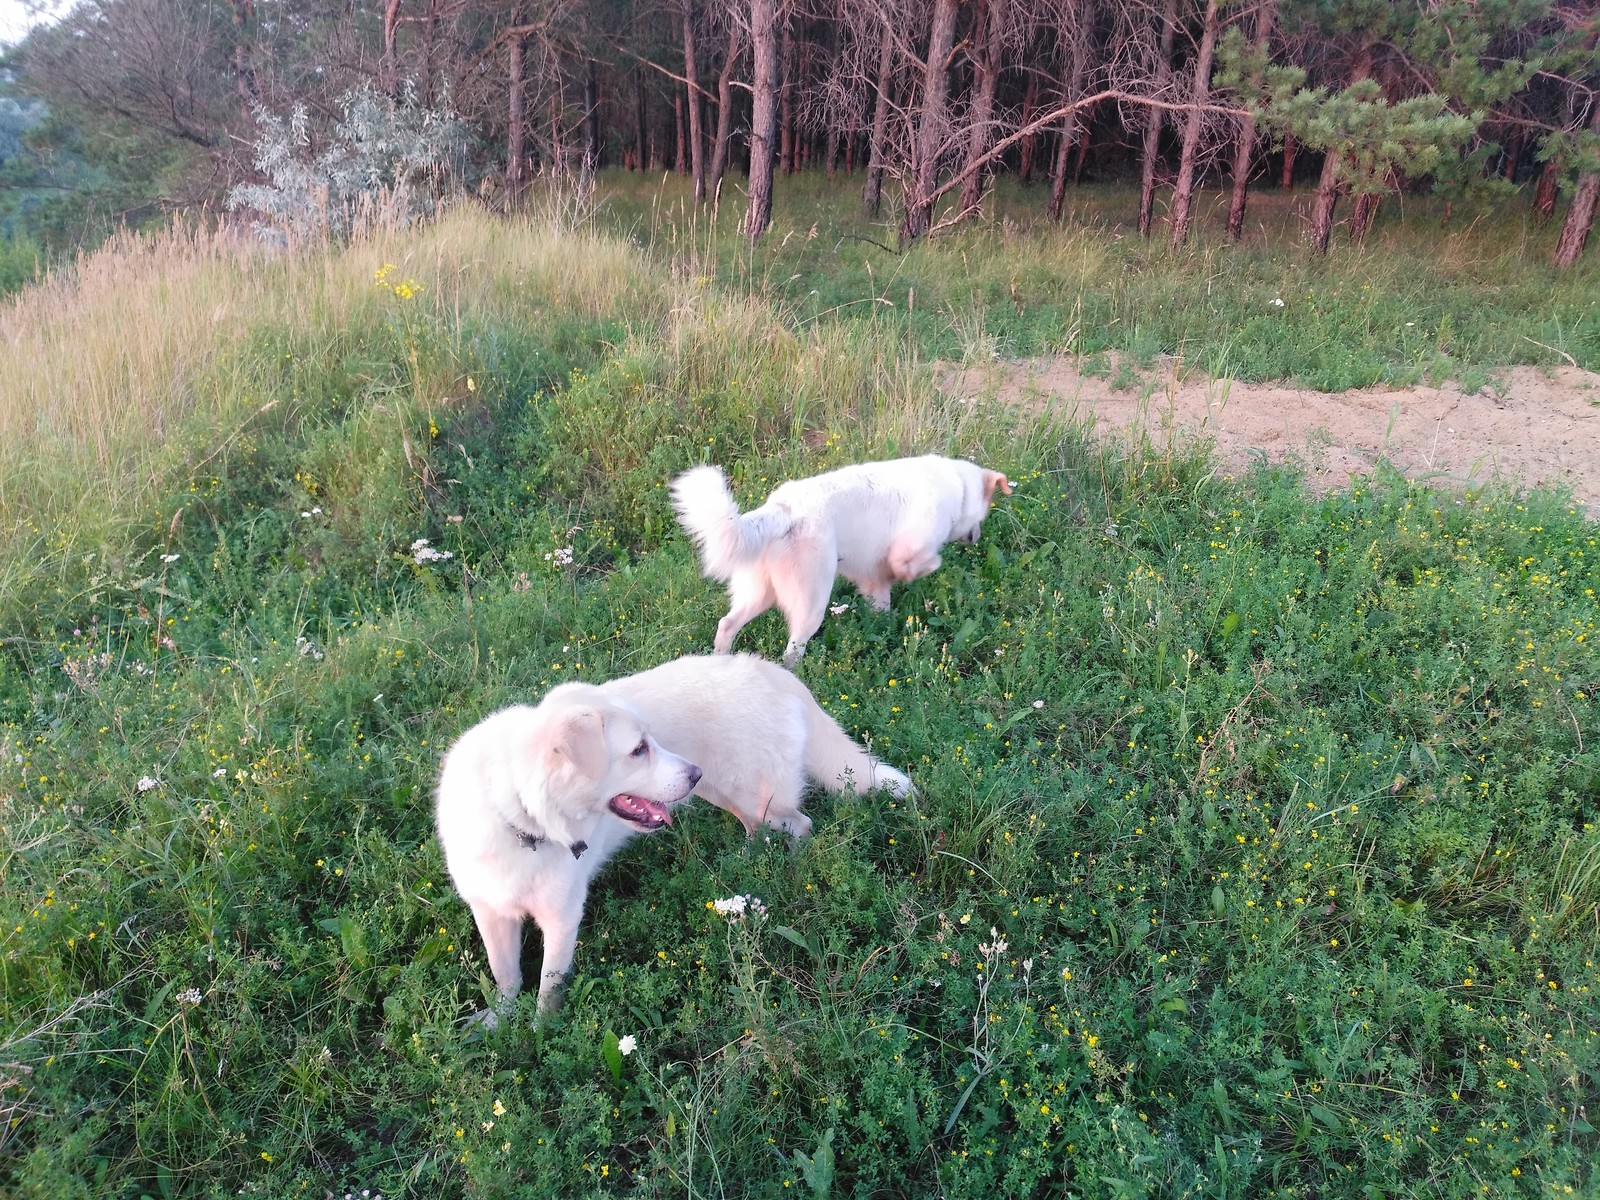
top-left (631, 739), bottom-right (649, 758)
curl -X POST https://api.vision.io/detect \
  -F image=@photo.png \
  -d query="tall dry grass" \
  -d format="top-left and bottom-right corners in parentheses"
top-left (0, 205), bottom-right (666, 626)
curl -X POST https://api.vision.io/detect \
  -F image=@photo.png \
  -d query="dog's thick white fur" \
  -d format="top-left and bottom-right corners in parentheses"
top-left (435, 653), bottom-right (911, 1018)
top-left (672, 454), bottom-right (1012, 666)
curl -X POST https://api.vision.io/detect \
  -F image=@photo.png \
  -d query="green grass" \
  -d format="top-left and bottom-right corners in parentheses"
top-left (595, 170), bottom-right (1600, 392)
top-left (1, 199), bottom-right (1597, 1199)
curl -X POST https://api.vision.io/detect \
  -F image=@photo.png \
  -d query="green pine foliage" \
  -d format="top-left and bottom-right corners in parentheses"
top-left (1, 202), bottom-right (1596, 1199)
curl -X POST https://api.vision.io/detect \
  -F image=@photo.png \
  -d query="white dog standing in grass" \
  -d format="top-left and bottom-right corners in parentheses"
top-left (435, 654), bottom-right (911, 1019)
top-left (671, 454), bottom-right (1013, 666)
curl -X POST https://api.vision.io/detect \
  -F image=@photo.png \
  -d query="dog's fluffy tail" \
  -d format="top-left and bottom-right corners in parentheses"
top-left (802, 696), bottom-right (913, 798)
top-left (670, 466), bottom-right (790, 582)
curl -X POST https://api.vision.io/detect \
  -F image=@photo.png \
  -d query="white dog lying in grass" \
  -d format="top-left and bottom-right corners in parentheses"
top-left (671, 454), bottom-right (1012, 666)
top-left (435, 653), bottom-right (911, 1019)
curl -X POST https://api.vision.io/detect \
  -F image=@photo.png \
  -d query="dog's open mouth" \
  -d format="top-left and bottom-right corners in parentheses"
top-left (609, 793), bottom-right (673, 829)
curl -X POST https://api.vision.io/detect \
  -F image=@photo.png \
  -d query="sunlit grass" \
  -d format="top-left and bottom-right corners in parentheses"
top-left (0, 193), bottom-right (1596, 1199)
top-left (596, 169), bottom-right (1600, 390)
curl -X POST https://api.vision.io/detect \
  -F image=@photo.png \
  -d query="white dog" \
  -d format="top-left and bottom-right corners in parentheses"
top-left (671, 454), bottom-right (1012, 666)
top-left (435, 653), bottom-right (911, 1018)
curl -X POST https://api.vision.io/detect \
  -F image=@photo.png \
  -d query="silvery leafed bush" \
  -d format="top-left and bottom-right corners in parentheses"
top-left (227, 81), bottom-right (468, 242)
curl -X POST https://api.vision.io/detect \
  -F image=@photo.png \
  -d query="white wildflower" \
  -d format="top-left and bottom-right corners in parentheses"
top-left (411, 538), bottom-right (453, 564)
top-left (711, 894), bottom-right (767, 921)
top-left (160, 554), bottom-right (180, 564)
top-left (617, 1034), bottom-right (638, 1056)
top-left (829, 603), bottom-right (850, 615)
top-left (213, 768), bottom-right (227, 779)
top-left (1032, 699), bottom-right (1044, 709)
top-left (1270, 297), bottom-right (1285, 308)
top-left (177, 987), bottom-right (203, 1006)
top-left (137, 776), bottom-right (160, 792)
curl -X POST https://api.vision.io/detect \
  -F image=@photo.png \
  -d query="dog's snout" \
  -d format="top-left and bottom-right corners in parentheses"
top-left (686, 764), bottom-right (704, 787)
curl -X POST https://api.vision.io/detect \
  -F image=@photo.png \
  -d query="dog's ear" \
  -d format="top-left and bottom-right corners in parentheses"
top-left (982, 469), bottom-right (1014, 503)
top-left (548, 709), bottom-right (608, 780)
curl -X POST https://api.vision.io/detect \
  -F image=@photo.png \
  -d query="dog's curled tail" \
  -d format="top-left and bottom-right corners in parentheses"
top-left (669, 465), bottom-right (789, 582)
top-left (803, 698), bottom-right (913, 799)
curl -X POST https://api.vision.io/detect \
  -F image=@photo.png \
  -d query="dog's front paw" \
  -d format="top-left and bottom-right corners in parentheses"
top-left (461, 1007), bottom-right (501, 1038)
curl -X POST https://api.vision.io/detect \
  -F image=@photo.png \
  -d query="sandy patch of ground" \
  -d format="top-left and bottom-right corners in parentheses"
top-left (952, 357), bottom-right (1600, 511)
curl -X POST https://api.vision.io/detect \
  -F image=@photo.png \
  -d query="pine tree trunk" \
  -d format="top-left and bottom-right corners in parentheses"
top-left (1503, 129), bottom-right (1523, 181)
top-left (862, 17), bottom-right (894, 216)
top-left (1555, 172), bottom-right (1600, 268)
top-left (1308, 41), bottom-right (1371, 255)
top-left (549, 90), bottom-right (564, 177)
top-left (1137, 0), bottom-right (1179, 237)
top-left (420, 0), bottom-right (439, 106)
top-left (1225, 0), bottom-right (1274, 241)
top-left (899, 0), bottom-right (961, 242)
top-left (1535, 158), bottom-right (1559, 220)
top-left (1168, 0), bottom-right (1220, 249)
top-left (675, 90), bottom-right (687, 175)
top-left (709, 24), bottom-right (741, 197)
top-left (683, 0), bottom-right (706, 201)
top-left (381, 0), bottom-right (402, 98)
top-left (1048, 114), bottom-right (1074, 221)
top-left (1280, 132), bottom-right (1295, 188)
top-left (1073, 103), bottom-right (1095, 182)
top-left (584, 61), bottom-right (600, 170)
top-left (1554, 102), bottom-right (1600, 269)
top-left (1307, 148), bottom-right (1340, 253)
top-left (778, 17), bottom-right (794, 176)
top-left (744, 0), bottom-right (779, 240)
top-left (634, 68), bottom-right (647, 171)
top-left (1019, 73), bottom-right (1039, 183)
top-left (1350, 191), bottom-right (1379, 241)
top-left (1050, 4), bottom-right (1095, 220)
top-left (230, 0), bottom-right (259, 119)
top-left (507, 26), bottom-right (526, 197)
top-left (958, 0), bottom-right (1006, 219)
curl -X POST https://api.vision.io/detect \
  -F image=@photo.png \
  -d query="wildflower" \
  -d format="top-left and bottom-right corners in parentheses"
top-left (411, 538), bottom-right (454, 565)
top-left (1032, 699), bottom-right (1044, 709)
top-left (710, 894), bottom-right (767, 921)
top-left (177, 987), bottom-right (203, 1006)
top-left (543, 546), bottom-right (575, 568)
top-left (213, 768), bottom-right (227, 778)
top-left (829, 603), bottom-right (850, 615)
top-left (493, 1099), bottom-right (507, 1117)
top-left (1270, 297), bottom-right (1285, 308)
top-left (136, 776), bottom-right (160, 792)
top-left (617, 1034), bottom-right (638, 1056)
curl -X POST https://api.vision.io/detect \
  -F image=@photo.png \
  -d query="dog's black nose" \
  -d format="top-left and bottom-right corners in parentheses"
top-left (687, 764), bottom-right (703, 787)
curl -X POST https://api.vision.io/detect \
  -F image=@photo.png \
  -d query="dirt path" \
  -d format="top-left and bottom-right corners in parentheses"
top-left (953, 357), bottom-right (1600, 512)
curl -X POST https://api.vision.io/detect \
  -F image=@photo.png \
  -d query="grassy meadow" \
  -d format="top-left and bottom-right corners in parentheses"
top-left (0, 186), bottom-right (1597, 1199)
top-left (598, 171), bottom-right (1600, 392)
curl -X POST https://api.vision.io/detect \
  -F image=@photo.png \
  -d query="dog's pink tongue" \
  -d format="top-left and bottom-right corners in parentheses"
top-left (613, 794), bottom-right (672, 825)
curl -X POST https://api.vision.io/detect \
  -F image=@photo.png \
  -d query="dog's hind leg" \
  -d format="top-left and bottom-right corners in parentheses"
top-left (713, 571), bottom-right (775, 655)
top-left (886, 534), bottom-right (943, 583)
top-left (773, 537), bottom-right (835, 668)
